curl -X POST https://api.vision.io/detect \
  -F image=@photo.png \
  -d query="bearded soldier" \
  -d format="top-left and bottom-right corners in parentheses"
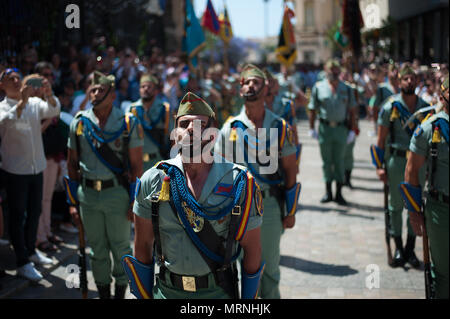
top-left (215, 64), bottom-right (300, 299)
top-left (122, 92), bottom-right (264, 299)
top-left (308, 59), bottom-right (358, 205)
top-left (65, 71), bottom-right (143, 298)
top-left (370, 63), bottom-right (432, 268)
top-left (127, 74), bottom-right (173, 171)
top-left (400, 76), bottom-right (449, 298)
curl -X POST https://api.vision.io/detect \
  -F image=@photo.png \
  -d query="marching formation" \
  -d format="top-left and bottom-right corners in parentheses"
top-left (0, 54), bottom-right (448, 299)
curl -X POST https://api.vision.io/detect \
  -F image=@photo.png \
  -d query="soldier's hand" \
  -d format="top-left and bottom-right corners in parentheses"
top-left (376, 168), bottom-right (387, 184)
top-left (69, 206), bottom-right (81, 227)
top-left (282, 215), bottom-right (295, 229)
top-left (408, 211), bottom-right (425, 237)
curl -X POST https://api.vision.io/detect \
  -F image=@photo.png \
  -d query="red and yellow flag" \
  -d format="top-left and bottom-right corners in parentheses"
top-left (275, 5), bottom-right (297, 67)
top-left (218, 6), bottom-right (233, 45)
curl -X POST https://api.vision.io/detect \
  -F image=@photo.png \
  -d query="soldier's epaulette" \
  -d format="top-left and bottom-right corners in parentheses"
top-left (74, 110), bottom-right (85, 119)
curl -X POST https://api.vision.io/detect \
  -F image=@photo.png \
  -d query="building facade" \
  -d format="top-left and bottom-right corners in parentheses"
top-left (292, 0), bottom-right (342, 65)
top-left (389, 0), bottom-right (449, 64)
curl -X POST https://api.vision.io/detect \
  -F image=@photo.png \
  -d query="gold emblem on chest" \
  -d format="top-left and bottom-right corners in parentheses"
top-left (178, 202), bottom-right (204, 233)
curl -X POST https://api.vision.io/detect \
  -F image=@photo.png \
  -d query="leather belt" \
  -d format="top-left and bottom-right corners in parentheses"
top-left (143, 153), bottom-right (157, 162)
top-left (159, 266), bottom-right (209, 292)
top-left (390, 147), bottom-right (408, 158)
top-left (319, 118), bottom-right (346, 128)
top-left (429, 190), bottom-right (449, 204)
top-left (84, 178), bottom-right (115, 192)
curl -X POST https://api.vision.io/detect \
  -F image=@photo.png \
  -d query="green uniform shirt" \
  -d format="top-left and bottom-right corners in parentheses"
top-left (126, 99), bottom-right (173, 158)
top-left (374, 82), bottom-right (397, 108)
top-left (378, 94), bottom-right (430, 151)
top-left (409, 111), bottom-right (449, 196)
top-left (215, 107), bottom-right (297, 192)
top-left (272, 96), bottom-right (296, 126)
top-left (68, 107), bottom-right (143, 180)
top-left (308, 79), bottom-right (357, 123)
top-left (133, 154), bottom-right (262, 276)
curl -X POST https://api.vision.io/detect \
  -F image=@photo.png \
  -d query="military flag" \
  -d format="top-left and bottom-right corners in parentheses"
top-left (275, 5), bottom-right (297, 68)
top-left (218, 6), bottom-right (233, 45)
top-left (201, 0), bottom-right (220, 35)
top-left (183, 0), bottom-right (206, 68)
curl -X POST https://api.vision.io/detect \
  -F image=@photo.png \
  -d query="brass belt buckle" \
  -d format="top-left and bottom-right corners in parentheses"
top-left (143, 153), bottom-right (150, 162)
top-left (182, 276), bottom-right (196, 292)
top-left (329, 121), bottom-right (337, 128)
top-left (94, 180), bottom-right (102, 192)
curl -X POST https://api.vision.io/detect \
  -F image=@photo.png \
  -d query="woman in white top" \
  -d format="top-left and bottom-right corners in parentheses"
top-left (0, 69), bottom-right (60, 282)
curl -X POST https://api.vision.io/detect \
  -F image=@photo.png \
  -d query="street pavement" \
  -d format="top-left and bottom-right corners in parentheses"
top-left (0, 118), bottom-right (425, 299)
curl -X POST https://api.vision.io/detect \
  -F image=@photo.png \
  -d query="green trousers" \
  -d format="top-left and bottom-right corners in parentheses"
top-left (386, 155), bottom-right (414, 237)
top-left (344, 140), bottom-right (355, 171)
top-left (153, 272), bottom-right (230, 299)
top-left (425, 197), bottom-right (449, 299)
top-left (259, 195), bottom-right (283, 299)
top-left (78, 184), bottom-right (132, 286)
top-left (318, 123), bottom-right (348, 183)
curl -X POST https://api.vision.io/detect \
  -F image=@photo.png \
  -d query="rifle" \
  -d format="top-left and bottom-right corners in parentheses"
top-left (384, 178), bottom-right (393, 266)
top-left (421, 210), bottom-right (434, 299)
top-left (77, 217), bottom-right (88, 299)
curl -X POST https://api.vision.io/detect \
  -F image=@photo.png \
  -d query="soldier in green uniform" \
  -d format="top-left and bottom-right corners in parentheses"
top-left (400, 75), bottom-right (449, 298)
top-left (342, 72), bottom-right (362, 189)
top-left (265, 69), bottom-right (302, 168)
top-left (372, 63), bottom-right (400, 132)
top-left (371, 63), bottom-right (431, 268)
top-left (215, 64), bottom-right (301, 299)
top-left (122, 92), bottom-right (264, 299)
top-left (127, 74), bottom-right (173, 172)
top-left (308, 59), bottom-right (358, 205)
top-left (65, 71), bottom-right (144, 298)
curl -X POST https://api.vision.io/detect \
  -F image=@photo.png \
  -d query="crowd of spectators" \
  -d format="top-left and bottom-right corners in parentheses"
top-left (0, 37), bottom-right (448, 284)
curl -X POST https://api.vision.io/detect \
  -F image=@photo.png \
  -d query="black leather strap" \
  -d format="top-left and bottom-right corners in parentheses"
top-left (151, 197), bottom-right (164, 265)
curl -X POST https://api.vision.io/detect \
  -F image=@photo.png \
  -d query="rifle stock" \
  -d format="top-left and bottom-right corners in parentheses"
top-left (77, 216), bottom-right (88, 299)
top-left (421, 211), bottom-right (434, 299)
top-left (422, 231), bottom-right (433, 299)
top-left (384, 179), bottom-right (393, 266)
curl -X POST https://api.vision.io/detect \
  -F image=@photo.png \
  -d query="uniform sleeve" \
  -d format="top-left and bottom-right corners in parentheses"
top-left (133, 168), bottom-right (162, 219)
top-left (67, 117), bottom-right (79, 150)
top-left (409, 122), bottom-right (431, 157)
top-left (240, 175), bottom-right (263, 233)
top-left (280, 123), bottom-right (297, 158)
top-left (128, 116), bottom-right (144, 149)
top-left (377, 100), bottom-right (392, 127)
